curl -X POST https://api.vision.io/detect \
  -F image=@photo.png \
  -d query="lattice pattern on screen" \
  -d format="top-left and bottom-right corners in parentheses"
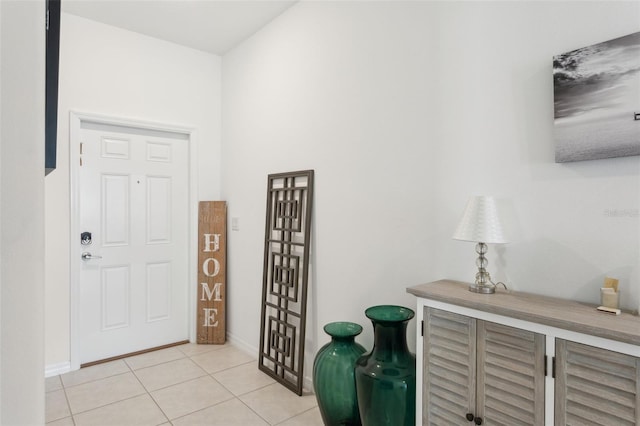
top-left (258, 170), bottom-right (314, 395)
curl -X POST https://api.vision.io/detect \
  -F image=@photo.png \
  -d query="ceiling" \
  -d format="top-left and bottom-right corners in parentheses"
top-left (62, 0), bottom-right (298, 55)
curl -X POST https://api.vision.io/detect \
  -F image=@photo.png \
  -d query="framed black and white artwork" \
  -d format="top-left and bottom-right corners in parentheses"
top-left (553, 31), bottom-right (640, 163)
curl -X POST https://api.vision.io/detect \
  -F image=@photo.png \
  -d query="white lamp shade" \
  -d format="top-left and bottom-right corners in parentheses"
top-left (452, 196), bottom-right (508, 244)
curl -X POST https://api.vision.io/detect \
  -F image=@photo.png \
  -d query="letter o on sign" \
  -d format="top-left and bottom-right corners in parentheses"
top-left (202, 257), bottom-right (220, 277)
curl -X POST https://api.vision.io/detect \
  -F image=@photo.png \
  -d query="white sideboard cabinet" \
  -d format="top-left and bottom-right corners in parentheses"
top-left (407, 280), bottom-right (640, 426)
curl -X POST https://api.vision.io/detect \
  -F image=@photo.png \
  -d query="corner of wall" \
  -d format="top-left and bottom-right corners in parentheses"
top-left (0, 1), bottom-right (46, 424)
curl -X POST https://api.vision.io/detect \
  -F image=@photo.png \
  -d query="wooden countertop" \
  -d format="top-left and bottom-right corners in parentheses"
top-left (407, 279), bottom-right (640, 346)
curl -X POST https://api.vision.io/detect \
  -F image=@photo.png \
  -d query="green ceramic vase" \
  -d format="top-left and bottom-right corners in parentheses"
top-left (313, 322), bottom-right (366, 426)
top-left (355, 305), bottom-right (416, 426)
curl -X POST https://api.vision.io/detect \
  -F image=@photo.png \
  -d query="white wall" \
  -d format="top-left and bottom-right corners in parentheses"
top-left (427, 1), bottom-right (639, 308)
top-left (221, 0), bottom-right (640, 383)
top-left (0, 1), bottom-right (45, 423)
top-left (45, 13), bottom-right (222, 367)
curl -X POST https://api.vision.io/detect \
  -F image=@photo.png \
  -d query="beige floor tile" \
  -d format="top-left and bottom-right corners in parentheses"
top-left (150, 375), bottom-right (234, 420)
top-left (125, 346), bottom-right (186, 370)
top-left (45, 389), bottom-right (70, 423)
top-left (190, 346), bottom-right (255, 374)
top-left (172, 398), bottom-right (269, 426)
top-left (134, 358), bottom-right (207, 391)
top-left (60, 359), bottom-right (130, 388)
top-left (213, 361), bottom-right (275, 396)
top-left (73, 394), bottom-right (168, 426)
top-left (276, 406), bottom-right (324, 426)
top-left (65, 372), bottom-right (146, 414)
top-left (46, 417), bottom-right (75, 426)
top-left (240, 383), bottom-right (318, 425)
top-left (176, 342), bottom-right (225, 357)
top-left (45, 375), bottom-right (63, 393)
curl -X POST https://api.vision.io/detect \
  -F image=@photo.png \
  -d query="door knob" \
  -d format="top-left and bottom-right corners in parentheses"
top-left (81, 252), bottom-right (102, 260)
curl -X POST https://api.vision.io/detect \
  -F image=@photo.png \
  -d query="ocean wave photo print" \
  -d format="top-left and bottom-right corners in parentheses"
top-left (553, 31), bottom-right (640, 163)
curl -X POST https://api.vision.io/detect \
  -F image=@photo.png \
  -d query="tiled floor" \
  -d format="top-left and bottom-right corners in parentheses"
top-left (46, 343), bottom-right (323, 426)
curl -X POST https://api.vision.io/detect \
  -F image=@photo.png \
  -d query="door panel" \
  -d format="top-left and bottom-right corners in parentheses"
top-left (78, 122), bottom-right (189, 364)
top-left (101, 265), bottom-right (130, 330)
top-left (102, 174), bottom-right (130, 246)
top-left (423, 306), bottom-right (477, 425)
top-left (146, 262), bottom-right (171, 322)
top-left (555, 339), bottom-right (640, 426)
top-left (476, 321), bottom-right (545, 426)
top-left (147, 176), bottom-right (171, 243)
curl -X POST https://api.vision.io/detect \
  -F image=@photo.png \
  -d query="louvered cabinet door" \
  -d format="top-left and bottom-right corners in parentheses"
top-left (423, 307), bottom-right (477, 425)
top-left (555, 339), bottom-right (640, 426)
top-left (476, 321), bottom-right (545, 426)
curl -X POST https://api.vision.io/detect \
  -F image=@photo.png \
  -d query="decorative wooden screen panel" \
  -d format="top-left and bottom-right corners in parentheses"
top-left (423, 307), bottom-right (477, 425)
top-left (476, 321), bottom-right (545, 426)
top-left (259, 170), bottom-right (314, 395)
top-left (555, 339), bottom-right (640, 426)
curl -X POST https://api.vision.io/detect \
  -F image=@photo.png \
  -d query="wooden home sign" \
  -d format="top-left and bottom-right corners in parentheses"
top-left (197, 201), bottom-right (226, 344)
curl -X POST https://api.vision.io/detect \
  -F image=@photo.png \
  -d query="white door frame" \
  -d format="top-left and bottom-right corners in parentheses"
top-left (69, 111), bottom-right (199, 371)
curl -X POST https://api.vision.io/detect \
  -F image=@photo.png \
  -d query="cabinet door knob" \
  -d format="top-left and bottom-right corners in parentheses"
top-left (466, 413), bottom-right (475, 421)
top-left (474, 417), bottom-right (483, 425)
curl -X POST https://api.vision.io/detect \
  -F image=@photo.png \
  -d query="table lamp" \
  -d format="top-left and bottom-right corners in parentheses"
top-left (453, 196), bottom-right (508, 294)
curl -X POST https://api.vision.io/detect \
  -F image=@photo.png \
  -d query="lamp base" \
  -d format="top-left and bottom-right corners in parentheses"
top-left (469, 242), bottom-right (496, 294)
top-left (468, 283), bottom-right (495, 294)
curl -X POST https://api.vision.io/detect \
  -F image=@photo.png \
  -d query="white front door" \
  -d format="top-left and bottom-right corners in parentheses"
top-left (77, 121), bottom-right (189, 364)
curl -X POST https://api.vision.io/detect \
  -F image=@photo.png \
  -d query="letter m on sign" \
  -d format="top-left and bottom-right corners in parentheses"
top-left (197, 201), bottom-right (226, 344)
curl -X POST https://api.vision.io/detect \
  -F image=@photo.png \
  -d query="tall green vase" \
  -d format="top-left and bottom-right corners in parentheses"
top-left (313, 322), bottom-right (366, 426)
top-left (354, 305), bottom-right (416, 426)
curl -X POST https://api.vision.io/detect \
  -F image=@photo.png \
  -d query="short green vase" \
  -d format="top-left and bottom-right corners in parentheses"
top-left (313, 322), bottom-right (366, 426)
top-left (355, 305), bottom-right (416, 426)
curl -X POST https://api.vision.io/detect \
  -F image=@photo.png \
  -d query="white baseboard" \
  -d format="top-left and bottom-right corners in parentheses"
top-left (226, 331), bottom-right (258, 358)
top-left (45, 361), bottom-right (72, 378)
top-left (226, 332), bottom-right (314, 393)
